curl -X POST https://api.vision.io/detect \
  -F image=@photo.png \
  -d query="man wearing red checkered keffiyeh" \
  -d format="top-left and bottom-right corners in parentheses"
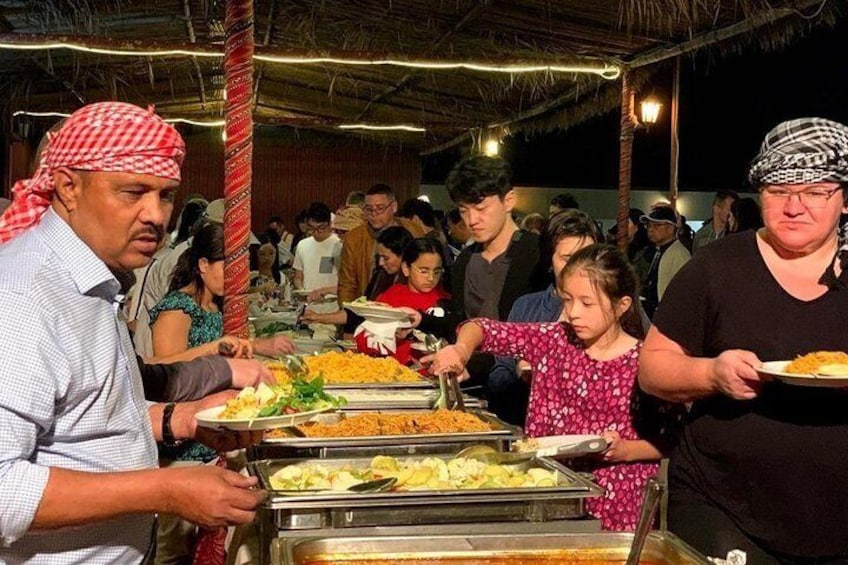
top-left (0, 102), bottom-right (185, 244)
top-left (0, 102), bottom-right (267, 565)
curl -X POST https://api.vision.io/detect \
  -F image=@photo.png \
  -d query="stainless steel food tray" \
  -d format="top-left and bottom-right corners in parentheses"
top-left (249, 455), bottom-right (602, 530)
top-left (322, 379), bottom-right (436, 390)
top-left (250, 410), bottom-right (516, 459)
top-left (262, 410), bottom-right (517, 447)
top-left (286, 531), bottom-right (710, 565)
top-left (332, 388), bottom-right (470, 409)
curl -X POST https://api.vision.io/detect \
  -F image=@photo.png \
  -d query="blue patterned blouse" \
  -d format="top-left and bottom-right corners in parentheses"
top-left (149, 290), bottom-right (222, 462)
top-left (149, 290), bottom-right (223, 348)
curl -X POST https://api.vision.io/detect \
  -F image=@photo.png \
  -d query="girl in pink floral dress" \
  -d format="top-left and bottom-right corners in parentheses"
top-left (429, 244), bottom-right (679, 531)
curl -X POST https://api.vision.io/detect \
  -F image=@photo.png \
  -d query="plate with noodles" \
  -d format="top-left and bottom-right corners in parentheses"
top-left (759, 351), bottom-right (848, 387)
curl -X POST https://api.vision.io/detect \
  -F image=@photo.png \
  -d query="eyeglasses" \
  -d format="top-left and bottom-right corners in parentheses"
top-left (760, 186), bottom-right (842, 208)
top-left (363, 202), bottom-right (393, 215)
top-left (411, 266), bottom-right (444, 278)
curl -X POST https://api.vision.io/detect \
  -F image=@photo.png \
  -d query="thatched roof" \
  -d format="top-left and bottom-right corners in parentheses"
top-left (0, 0), bottom-right (842, 152)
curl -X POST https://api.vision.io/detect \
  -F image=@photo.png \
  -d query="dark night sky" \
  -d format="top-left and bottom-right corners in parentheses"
top-left (422, 17), bottom-right (848, 193)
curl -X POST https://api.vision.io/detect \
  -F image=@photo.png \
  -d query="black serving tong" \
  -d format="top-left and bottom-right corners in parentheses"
top-left (625, 477), bottom-right (665, 565)
top-left (422, 334), bottom-right (466, 412)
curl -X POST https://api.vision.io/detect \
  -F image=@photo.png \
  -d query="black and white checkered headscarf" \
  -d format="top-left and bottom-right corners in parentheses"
top-left (748, 117), bottom-right (848, 186)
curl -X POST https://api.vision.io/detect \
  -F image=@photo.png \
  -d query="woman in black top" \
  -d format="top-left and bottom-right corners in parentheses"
top-left (639, 118), bottom-right (848, 563)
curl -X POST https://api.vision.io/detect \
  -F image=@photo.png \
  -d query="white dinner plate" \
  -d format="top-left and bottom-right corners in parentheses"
top-left (343, 302), bottom-right (410, 321)
top-left (758, 360), bottom-right (848, 388)
top-left (194, 405), bottom-right (334, 431)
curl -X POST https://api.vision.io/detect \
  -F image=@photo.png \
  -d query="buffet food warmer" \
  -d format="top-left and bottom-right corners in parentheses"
top-left (250, 454), bottom-right (603, 565)
top-left (248, 410), bottom-right (516, 460)
top-left (281, 531), bottom-right (711, 565)
top-left (331, 388), bottom-right (483, 410)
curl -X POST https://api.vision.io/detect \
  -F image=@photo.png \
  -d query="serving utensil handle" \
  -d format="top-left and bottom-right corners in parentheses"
top-left (447, 372), bottom-right (466, 411)
top-left (625, 477), bottom-right (665, 565)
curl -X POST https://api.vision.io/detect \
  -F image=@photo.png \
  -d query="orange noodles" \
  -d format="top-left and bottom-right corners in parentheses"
top-left (266, 351), bottom-right (421, 384)
top-left (266, 410), bottom-right (493, 438)
top-left (784, 351), bottom-right (848, 374)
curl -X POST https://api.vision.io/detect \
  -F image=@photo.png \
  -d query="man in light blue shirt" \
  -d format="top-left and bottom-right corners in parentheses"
top-left (0, 102), bottom-right (264, 564)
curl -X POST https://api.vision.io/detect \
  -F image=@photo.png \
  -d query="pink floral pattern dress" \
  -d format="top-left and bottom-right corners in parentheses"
top-left (474, 318), bottom-right (677, 531)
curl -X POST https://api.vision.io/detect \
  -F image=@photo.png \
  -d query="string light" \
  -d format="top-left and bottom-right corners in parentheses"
top-left (13, 110), bottom-right (428, 133)
top-left (13, 110), bottom-right (225, 127)
top-left (255, 54), bottom-right (621, 79)
top-left (337, 124), bottom-right (426, 132)
top-left (0, 38), bottom-right (621, 79)
top-left (0, 40), bottom-right (219, 59)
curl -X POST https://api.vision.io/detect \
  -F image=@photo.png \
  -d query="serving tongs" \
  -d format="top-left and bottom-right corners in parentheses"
top-left (423, 333), bottom-right (465, 412)
top-left (456, 437), bottom-right (608, 465)
top-left (436, 372), bottom-right (466, 411)
top-left (281, 354), bottom-right (309, 379)
top-left (625, 477), bottom-right (665, 565)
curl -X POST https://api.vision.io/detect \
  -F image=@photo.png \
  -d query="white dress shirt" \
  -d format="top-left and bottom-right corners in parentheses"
top-left (0, 209), bottom-right (158, 564)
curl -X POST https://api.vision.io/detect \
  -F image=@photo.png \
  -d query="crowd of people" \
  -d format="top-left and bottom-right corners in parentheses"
top-left (0, 100), bottom-right (847, 565)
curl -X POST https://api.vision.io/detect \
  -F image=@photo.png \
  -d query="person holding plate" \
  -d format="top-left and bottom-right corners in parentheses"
top-left (0, 102), bottom-right (265, 564)
top-left (639, 118), bottom-right (848, 562)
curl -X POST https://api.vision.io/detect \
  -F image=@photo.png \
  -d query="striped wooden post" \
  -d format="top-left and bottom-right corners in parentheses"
top-left (222, 0), bottom-right (254, 337)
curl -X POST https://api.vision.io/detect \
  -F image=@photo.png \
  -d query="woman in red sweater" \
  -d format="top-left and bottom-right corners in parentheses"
top-left (356, 237), bottom-right (449, 364)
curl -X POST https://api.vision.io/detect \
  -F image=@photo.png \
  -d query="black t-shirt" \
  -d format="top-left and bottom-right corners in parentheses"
top-left (654, 231), bottom-right (848, 557)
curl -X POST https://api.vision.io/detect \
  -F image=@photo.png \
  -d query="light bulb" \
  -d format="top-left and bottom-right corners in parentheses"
top-left (483, 138), bottom-right (500, 156)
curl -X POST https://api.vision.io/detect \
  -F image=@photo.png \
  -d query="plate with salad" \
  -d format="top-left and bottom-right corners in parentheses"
top-left (195, 377), bottom-right (346, 431)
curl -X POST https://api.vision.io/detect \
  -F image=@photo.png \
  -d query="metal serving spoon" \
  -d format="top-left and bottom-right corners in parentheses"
top-left (347, 477), bottom-right (397, 493)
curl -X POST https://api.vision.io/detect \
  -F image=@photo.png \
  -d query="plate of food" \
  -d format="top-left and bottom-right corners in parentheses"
top-left (195, 378), bottom-right (346, 430)
top-left (343, 299), bottom-right (410, 322)
top-left (758, 351), bottom-right (848, 387)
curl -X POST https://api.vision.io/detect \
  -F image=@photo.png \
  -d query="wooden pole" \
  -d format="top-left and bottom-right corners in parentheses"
top-left (669, 57), bottom-right (680, 209)
top-left (222, 0), bottom-right (254, 338)
top-left (616, 71), bottom-right (636, 251)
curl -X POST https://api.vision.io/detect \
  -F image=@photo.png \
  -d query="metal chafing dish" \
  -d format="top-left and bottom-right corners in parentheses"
top-left (282, 532), bottom-right (710, 565)
top-left (320, 379), bottom-right (436, 390)
top-left (250, 410), bottom-right (517, 460)
top-left (249, 454), bottom-right (602, 531)
top-left (332, 388), bottom-right (482, 410)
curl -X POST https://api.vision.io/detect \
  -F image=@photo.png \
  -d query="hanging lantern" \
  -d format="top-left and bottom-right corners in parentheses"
top-left (640, 97), bottom-right (662, 125)
top-left (483, 138), bottom-right (501, 156)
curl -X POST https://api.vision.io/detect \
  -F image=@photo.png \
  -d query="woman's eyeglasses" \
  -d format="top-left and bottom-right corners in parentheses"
top-left (760, 186), bottom-right (842, 208)
top-left (411, 266), bottom-right (444, 278)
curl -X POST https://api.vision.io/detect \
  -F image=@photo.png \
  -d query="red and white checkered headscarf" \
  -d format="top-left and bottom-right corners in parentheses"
top-left (0, 102), bottom-right (185, 244)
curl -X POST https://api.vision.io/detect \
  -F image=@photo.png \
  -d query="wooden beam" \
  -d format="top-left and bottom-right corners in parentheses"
top-left (420, 130), bottom-right (474, 156)
top-left (422, 1), bottom-right (826, 156)
top-left (30, 57), bottom-right (86, 105)
top-left (182, 0), bottom-right (207, 106)
top-left (354, 0), bottom-right (492, 121)
top-left (253, 0), bottom-right (278, 109)
top-left (627, 2), bottom-right (823, 69)
top-left (669, 57), bottom-right (680, 208)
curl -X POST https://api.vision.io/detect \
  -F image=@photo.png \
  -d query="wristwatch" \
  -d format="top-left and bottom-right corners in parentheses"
top-left (162, 402), bottom-right (183, 447)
